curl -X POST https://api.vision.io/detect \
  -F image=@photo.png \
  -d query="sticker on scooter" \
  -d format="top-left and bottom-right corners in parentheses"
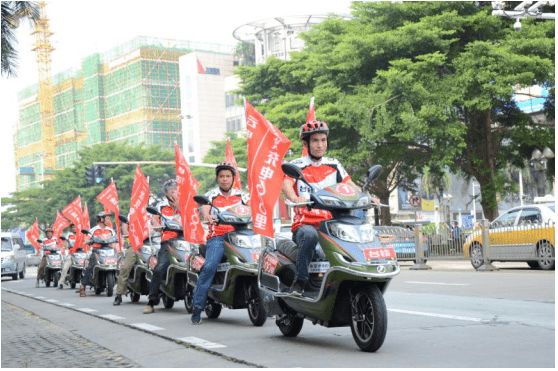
top-left (308, 261), bottom-right (330, 273)
top-left (335, 183), bottom-right (357, 197)
top-left (251, 251), bottom-right (261, 262)
top-left (363, 247), bottom-right (396, 260)
top-left (216, 262), bottom-right (230, 272)
top-left (192, 256), bottom-right (205, 271)
top-left (262, 254), bottom-right (279, 274)
top-left (104, 258), bottom-right (117, 265)
top-left (149, 256), bottom-right (158, 270)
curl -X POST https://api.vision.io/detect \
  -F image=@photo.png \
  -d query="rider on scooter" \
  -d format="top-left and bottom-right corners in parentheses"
top-left (190, 161), bottom-right (250, 324)
top-left (36, 227), bottom-right (57, 288)
top-left (282, 120), bottom-right (360, 296)
top-left (143, 180), bottom-right (180, 314)
top-left (58, 224), bottom-right (83, 289)
top-left (113, 216), bottom-right (132, 305)
top-left (79, 212), bottom-right (115, 297)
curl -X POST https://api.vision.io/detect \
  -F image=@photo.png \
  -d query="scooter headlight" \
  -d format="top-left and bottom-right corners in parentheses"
top-left (140, 245), bottom-right (152, 256)
top-left (355, 195), bottom-right (371, 208)
top-left (229, 234), bottom-right (261, 249)
top-left (319, 195), bottom-right (343, 207)
top-left (98, 249), bottom-right (116, 257)
top-left (174, 240), bottom-right (190, 252)
top-left (327, 222), bottom-right (375, 243)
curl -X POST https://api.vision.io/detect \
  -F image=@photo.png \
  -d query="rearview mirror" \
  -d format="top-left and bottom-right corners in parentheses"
top-left (146, 206), bottom-right (160, 216)
top-left (81, 229), bottom-right (90, 235)
top-left (37, 239), bottom-right (43, 244)
top-left (366, 165), bottom-right (383, 183)
top-left (193, 195), bottom-right (211, 206)
top-left (119, 214), bottom-right (129, 223)
top-left (59, 236), bottom-right (66, 241)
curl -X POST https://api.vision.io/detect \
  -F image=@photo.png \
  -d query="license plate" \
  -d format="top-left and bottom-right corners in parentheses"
top-left (308, 261), bottom-right (330, 273)
top-left (363, 247), bottom-right (396, 260)
top-left (51, 261), bottom-right (62, 265)
top-left (262, 254), bottom-right (278, 275)
top-left (104, 258), bottom-right (117, 264)
top-left (77, 259), bottom-right (85, 264)
top-left (191, 256), bottom-right (205, 271)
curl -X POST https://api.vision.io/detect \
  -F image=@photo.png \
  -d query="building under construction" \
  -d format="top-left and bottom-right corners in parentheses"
top-left (14, 36), bottom-right (233, 191)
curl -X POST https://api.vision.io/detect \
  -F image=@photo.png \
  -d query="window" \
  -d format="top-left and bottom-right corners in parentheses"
top-left (493, 210), bottom-right (520, 227)
top-left (518, 208), bottom-right (542, 224)
top-left (1, 237), bottom-right (13, 251)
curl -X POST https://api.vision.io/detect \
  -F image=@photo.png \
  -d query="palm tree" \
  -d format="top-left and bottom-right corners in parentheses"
top-left (1, 1), bottom-right (40, 78)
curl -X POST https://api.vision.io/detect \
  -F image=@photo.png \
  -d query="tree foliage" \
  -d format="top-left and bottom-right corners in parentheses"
top-left (235, 1), bottom-right (555, 221)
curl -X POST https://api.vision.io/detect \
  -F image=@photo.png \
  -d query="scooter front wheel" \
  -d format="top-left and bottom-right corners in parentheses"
top-left (205, 299), bottom-right (222, 319)
top-left (162, 295), bottom-right (175, 309)
top-left (184, 287), bottom-right (194, 313)
top-left (276, 312), bottom-right (304, 337)
top-left (247, 281), bottom-right (267, 326)
top-left (349, 285), bottom-right (387, 352)
top-left (130, 292), bottom-right (140, 302)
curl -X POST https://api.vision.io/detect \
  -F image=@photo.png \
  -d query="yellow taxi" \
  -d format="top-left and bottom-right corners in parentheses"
top-left (463, 203), bottom-right (555, 270)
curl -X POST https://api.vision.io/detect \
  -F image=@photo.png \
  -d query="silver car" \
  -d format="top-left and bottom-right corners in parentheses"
top-left (1, 233), bottom-right (27, 280)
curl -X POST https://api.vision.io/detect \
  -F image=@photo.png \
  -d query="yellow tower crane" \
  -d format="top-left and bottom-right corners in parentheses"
top-left (31, 1), bottom-right (55, 181)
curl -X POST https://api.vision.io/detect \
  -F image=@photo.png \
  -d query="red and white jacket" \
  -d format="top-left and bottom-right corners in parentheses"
top-left (89, 225), bottom-right (115, 248)
top-left (204, 188), bottom-right (250, 240)
top-left (284, 155), bottom-right (352, 232)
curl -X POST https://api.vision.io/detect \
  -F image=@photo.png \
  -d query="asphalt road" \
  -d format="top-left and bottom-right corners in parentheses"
top-left (1, 261), bottom-right (554, 368)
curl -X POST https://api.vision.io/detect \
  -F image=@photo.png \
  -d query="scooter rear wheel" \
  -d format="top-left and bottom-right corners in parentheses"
top-left (205, 299), bottom-right (222, 319)
top-left (349, 285), bottom-right (387, 352)
top-left (184, 287), bottom-right (194, 313)
top-left (276, 312), bottom-right (304, 337)
top-left (106, 272), bottom-right (115, 297)
top-left (163, 295), bottom-right (175, 309)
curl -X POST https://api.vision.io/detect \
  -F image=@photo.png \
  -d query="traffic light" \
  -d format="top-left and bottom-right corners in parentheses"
top-left (95, 165), bottom-right (105, 184)
top-left (85, 166), bottom-right (95, 186)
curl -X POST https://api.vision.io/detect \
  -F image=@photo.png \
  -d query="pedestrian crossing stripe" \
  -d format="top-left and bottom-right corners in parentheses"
top-left (131, 323), bottom-right (165, 331)
top-left (101, 314), bottom-right (125, 320)
top-left (77, 308), bottom-right (98, 313)
top-left (176, 337), bottom-right (226, 349)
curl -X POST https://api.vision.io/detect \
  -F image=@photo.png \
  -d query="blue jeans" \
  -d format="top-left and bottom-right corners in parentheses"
top-left (192, 236), bottom-right (225, 310)
top-left (148, 241), bottom-right (171, 305)
top-left (292, 225), bottom-right (319, 282)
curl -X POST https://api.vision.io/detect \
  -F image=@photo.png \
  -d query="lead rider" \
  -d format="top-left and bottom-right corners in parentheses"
top-left (281, 120), bottom-right (360, 296)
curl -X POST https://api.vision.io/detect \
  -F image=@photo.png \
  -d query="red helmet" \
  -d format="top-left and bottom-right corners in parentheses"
top-left (300, 120), bottom-right (329, 140)
top-left (45, 227), bottom-right (54, 234)
top-left (215, 161), bottom-right (236, 177)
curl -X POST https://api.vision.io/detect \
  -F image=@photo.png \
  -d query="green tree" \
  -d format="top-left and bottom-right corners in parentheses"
top-left (2, 142), bottom-right (176, 230)
top-left (236, 1), bottom-right (555, 221)
top-left (1, 1), bottom-right (40, 77)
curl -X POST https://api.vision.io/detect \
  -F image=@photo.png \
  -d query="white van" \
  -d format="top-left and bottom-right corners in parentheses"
top-left (1, 233), bottom-right (27, 280)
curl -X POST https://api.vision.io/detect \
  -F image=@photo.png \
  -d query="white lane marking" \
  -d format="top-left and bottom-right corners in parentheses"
top-left (35, 296), bottom-right (46, 299)
top-left (77, 308), bottom-right (98, 313)
top-left (405, 281), bottom-right (469, 286)
top-left (101, 314), bottom-right (125, 320)
top-left (388, 308), bottom-right (484, 322)
top-left (22, 293), bottom-right (34, 296)
top-left (61, 303), bottom-right (75, 307)
top-left (131, 323), bottom-right (165, 332)
top-left (176, 337), bottom-right (227, 349)
top-left (46, 299), bottom-right (59, 303)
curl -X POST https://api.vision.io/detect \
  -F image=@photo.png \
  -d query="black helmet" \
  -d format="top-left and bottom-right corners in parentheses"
top-left (215, 161), bottom-right (236, 177)
top-left (300, 120), bottom-right (329, 141)
top-left (96, 212), bottom-right (111, 221)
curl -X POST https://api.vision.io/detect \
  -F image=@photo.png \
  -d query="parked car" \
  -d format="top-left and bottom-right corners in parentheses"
top-left (373, 226), bottom-right (428, 263)
top-left (22, 244), bottom-right (41, 266)
top-left (1, 233), bottom-right (27, 280)
top-left (463, 203), bottom-right (555, 270)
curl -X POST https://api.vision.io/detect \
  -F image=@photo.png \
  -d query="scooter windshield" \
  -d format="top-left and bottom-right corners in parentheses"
top-left (316, 183), bottom-right (371, 210)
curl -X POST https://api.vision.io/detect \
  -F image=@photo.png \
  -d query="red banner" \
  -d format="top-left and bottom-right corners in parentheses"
top-left (52, 211), bottom-right (70, 251)
top-left (175, 143), bottom-right (205, 244)
top-left (62, 196), bottom-right (85, 253)
top-left (96, 182), bottom-right (122, 254)
top-left (26, 218), bottom-right (40, 255)
top-left (82, 203), bottom-right (91, 229)
top-left (225, 137), bottom-right (242, 190)
top-left (129, 165), bottom-right (150, 251)
top-left (245, 100), bottom-right (291, 238)
top-left (302, 97), bottom-right (315, 157)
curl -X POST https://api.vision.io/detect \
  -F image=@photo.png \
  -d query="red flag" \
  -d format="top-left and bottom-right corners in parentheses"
top-left (225, 137), bottom-right (242, 190)
top-left (302, 97), bottom-right (315, 157)
top-left (62, 196), bottom-right (85, 253)
top-left (197, 59), bottom-right (205, 74)
top-left (245, 100), bottom-right (291, 238)
top-left (26, 218), bottom-right (40, 256)
top-left (129, 165), bottom-right (150, 251)
top-left (175, 143), bottom-right (205, 244)
top-left (96, 182), bottom-right (122, 254)
top-left (82, 203), bottom-right (91, 229)
top-left (52, 211), bottom-right (70, 251)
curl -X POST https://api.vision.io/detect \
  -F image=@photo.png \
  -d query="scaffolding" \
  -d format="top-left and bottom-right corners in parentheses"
top-left (14, 35), bottom-right (234, 190)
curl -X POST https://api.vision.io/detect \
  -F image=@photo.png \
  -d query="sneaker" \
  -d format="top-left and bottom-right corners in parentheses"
top-left (287, 280), bottom-right (307, 296)
top-left (79, 286), bottom-right (86, 297)
top-left (143, 305), bottom-right (155, 314)
top-left (58, 284), bottom-right (63, 290)
top-left (113, 294), bottom-right (122, 306)
top-left (191, 308), bottom-right (202, 324)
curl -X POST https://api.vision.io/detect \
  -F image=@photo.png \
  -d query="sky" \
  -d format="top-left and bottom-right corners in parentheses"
top-left (0, 0), bottom-right (355, 200)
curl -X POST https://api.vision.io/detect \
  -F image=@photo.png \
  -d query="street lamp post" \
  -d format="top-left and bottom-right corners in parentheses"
top-left (529, 147), bottom-right (554, 198)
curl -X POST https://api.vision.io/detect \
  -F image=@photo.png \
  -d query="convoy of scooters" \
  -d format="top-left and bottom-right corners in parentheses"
top-left (34, 164), bottom-right (400, 352)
